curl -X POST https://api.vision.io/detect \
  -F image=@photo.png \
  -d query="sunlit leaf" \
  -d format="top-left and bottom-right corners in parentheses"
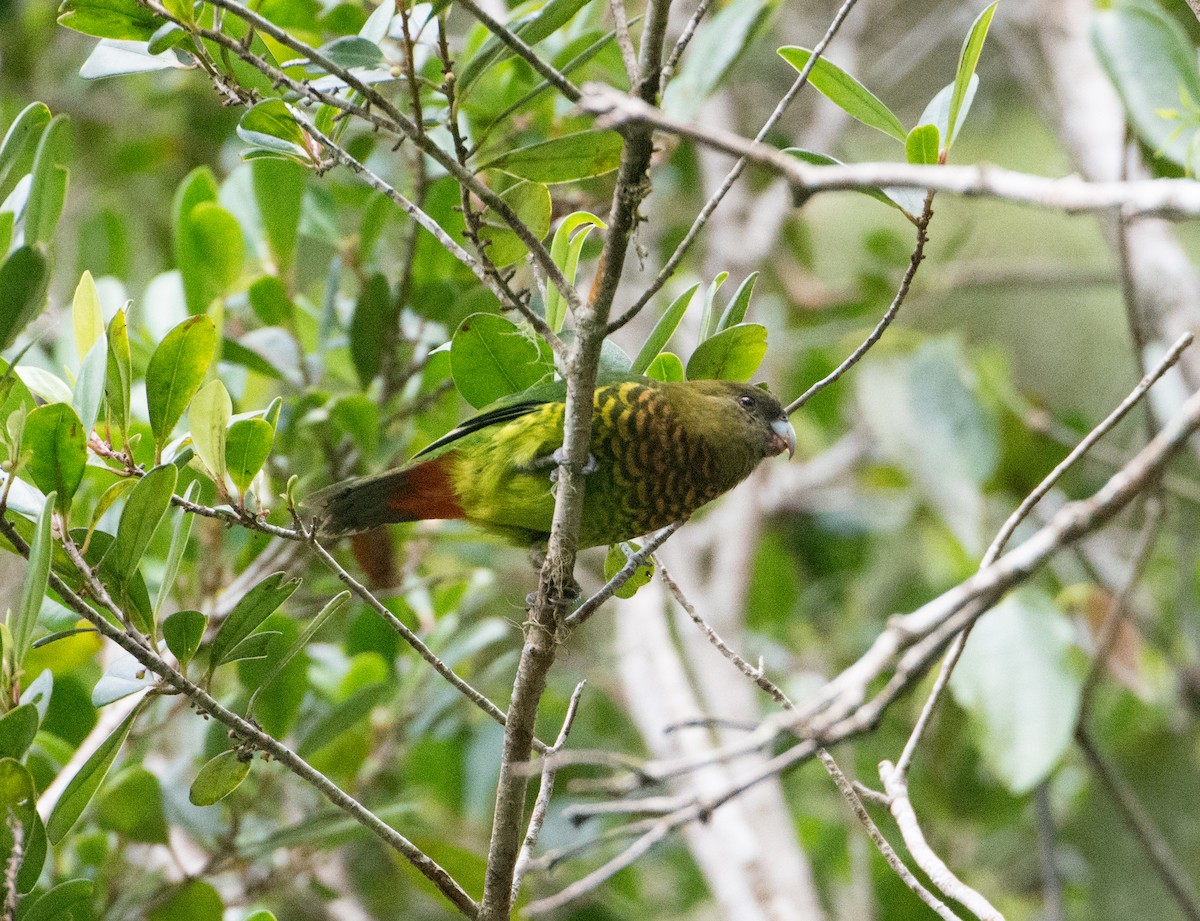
top-left (450, 313), bottom-right (554, 409)
top-left (778, 47), bottom-right (906, 142)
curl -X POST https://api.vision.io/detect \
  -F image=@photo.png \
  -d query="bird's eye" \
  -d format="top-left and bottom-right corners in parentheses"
top-left (737, 395), bottom-right (754, 409)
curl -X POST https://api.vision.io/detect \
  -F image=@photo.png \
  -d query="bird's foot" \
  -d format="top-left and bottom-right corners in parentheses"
top-left (524, 578), bottom-right (581, 607)
top-left (525, 448), bottom-right (598, 484)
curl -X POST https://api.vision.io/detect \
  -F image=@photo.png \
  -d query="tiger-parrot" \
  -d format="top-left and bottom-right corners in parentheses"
top-left (306, 377), bottom-right (796, 548)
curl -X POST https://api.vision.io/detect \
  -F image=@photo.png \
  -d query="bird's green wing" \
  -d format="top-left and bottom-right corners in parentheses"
top-left (411, 373), bottom-right (643, 462)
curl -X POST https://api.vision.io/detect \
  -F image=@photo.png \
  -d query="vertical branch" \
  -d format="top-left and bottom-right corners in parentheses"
top-left (475, 0), bottom-right (677, 916)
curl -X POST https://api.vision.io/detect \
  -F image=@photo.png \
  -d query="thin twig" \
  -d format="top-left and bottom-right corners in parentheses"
top-left (610, 0), bottom-right (639, 85)
top-left (878, 760), bottom-right (1003, 921)
top-left (785, 191), bottom-right (934, 415)
top-left (565, 523), bottom-right (679, 628)
top-left (0, 514), bottom-right (480, 919)
top-left (1076, 727), bottom-right (1200, 921)
top-left (820, 751), bottom-right (965, 921)
top-left (511, 681), bottom-right (586, 903)
top-left (306, 532), bottom-right (548, 751)
top-left (608, 0), bottom-right (863, 332)
top-left (660, 0), bottom-right (712, 85)
top-left (658, 560), bottom-right (792, 707)
top-left (455, 0), bottom-right (582, 101)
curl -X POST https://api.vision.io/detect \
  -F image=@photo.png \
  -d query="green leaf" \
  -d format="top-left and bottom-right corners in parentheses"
top-left (207, 572), bottom-right (300, 675)
top-left (603, 543), bottom-right (655, 599)
top-left (296, 681), bottom-right (392, 758)
top-left (244, 912), bottom-right (278, 921)
top-left (947, 1), bottom-right (997, 150)
top-left (950, 589), bottom-right (1083, 794)
top-left (248, 590), bottom-right (348, 719)
top-left (457, 0), bottom-right (593, 94)
top-left (188, 379), bottom-right (231, 484)
top-left (906, 123), bottom-right (940, 166)
top-left (100, 307), bottom-right (132, 439)
top-left (476, 181), bottom-right (553, 269)
top-left (84, 478), bottom-right (135, 551)
top-left (155, 481), bottom-right (198, 616)
top-left (645, 351), bottom-right (684, 382)
top-left (0, 246), bottom-right (51, 351)
top-left (630, 284), bottom-right (699, 375)
top-left (46, 700), bottom-right (142, 843)
top-left (20, 669), bottom-right (53, 720)
top-left (696, 272), bottom-right (728, 343)
top-left (96, 766), bottom-right (169, 843)
top-left (57, 0), bottom-right (163, 39)
top-left (72, 270), bottom-right (104, 362)
top-left (14, 878), bottom-right (93, 921)
top-left (778, 47), bottom-right (906, 142)
top-left (92, 650), bottom-right (154, 706)
top-left (0, 103), bottom-right (51, 204)
top-left (685, 323), bottom-right (768, 382)
top-left (0, 211), bottom-right (12, 259)
top-left (163, 609), bottom-right (206, 669)
top-left (237, 99), bottom-right (311, 163)
top-left (221, 630), bottom-right (281, 664)
top-left (252, 158), bottom-right (305, 274)
top-left (189, 749), bottom-right (251, 806)
top-left (0, 757), bottom-right (34, 807)
top-left (247, 275), bottom-right (295, 326)
top-left (663, 0), bottom-right (779, 119)
top-left (11, 492), bottom-right (54, 669)
top-left (225, 418), bottom-right (274, 495)
top-left (23, 114), bottom-right (70, 247)
top-left (349, 273), bottom-right (394, 388)
top-left (145, 315), bottom-right (217, 453)
top-left (1092, 0), bottom-right (1200, 170)
top-left (0, 704), bottom-right (39, 760)
top-left (72, 333), bottom-right (108, 437)
top-left (147, 879), bottom-right (223, 921)
top-left (24, 404), bottom-right (86, 513)
top-left (544, 211), bottom-right (604, 335)
top-left (110, 463), bottom-right (177, 587)
top-left (311, 36), bottom-right (383, 72)
top-left (450, 313), bottom-right (554, 409)
top-left (177, 202), bottom-right (245, 313)
top-left (482, 131), bottom-right (624, 183)
top-left (717, 273), bottom-right (758, 333)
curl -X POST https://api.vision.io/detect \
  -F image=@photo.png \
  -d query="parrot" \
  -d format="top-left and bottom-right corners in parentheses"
top-left (305, 376), bottom-right (797, 549)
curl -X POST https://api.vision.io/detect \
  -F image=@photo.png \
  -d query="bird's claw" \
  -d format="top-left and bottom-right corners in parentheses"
top-left (547, 449), bottom-right (598, 485)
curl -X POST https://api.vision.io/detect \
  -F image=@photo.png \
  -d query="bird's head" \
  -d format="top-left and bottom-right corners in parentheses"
top-left (690, 380), bottom-right (796, 460)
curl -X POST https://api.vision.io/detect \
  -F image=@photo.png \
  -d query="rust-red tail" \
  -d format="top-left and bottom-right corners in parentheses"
top-left (305, 454), bottom-right (465, 538)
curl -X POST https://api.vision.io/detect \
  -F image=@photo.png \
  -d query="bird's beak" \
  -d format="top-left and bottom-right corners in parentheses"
top-left (769, 418), bottom-right (796, 459)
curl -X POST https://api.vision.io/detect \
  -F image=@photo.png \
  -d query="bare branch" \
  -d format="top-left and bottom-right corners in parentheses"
top-left (786, 192), bottom-right (933, 415)
top-left (580, 85), bottom-right (1200, 219)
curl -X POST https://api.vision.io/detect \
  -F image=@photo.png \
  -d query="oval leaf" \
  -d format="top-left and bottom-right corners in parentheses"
top-left (450, 313), bottom-right (554, 409)
top-left (189, 749), bottom-right (251, 806)
top-left (163, 609), bottom-right (206, 669)
top-left (145, 315), bottom-right (216, 453)
top-left (0, 246), bottom-right (51, 351)
top-left (685, 323), bottom-right (768, 382)
top-left (482, 131), bottom-right (623, 183)
top-left (110, 463), bottom-right (177, 589)
top-left (631, 284), bottom-right (699, 375)
top-left (24, 404), bottom-right (86, 513)
top-left (225, 418), bottom-right (274, 495)
top-left (188, 379), bottom-right (231, 483)
top-left (646, 351), bottom-right (685, 382)
top-left (778, 47), bottom-right (906, 142)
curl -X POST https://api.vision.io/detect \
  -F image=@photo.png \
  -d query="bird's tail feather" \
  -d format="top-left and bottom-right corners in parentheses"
top-left (304, 455), bottom-right (464, 537)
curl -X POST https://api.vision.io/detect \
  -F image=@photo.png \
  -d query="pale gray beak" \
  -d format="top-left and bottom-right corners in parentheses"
top-left (769, 418), bottom-right (796, 459)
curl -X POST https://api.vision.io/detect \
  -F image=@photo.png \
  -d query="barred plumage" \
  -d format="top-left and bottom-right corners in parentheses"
top-left (307, 377), bottom-right (796, 548)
